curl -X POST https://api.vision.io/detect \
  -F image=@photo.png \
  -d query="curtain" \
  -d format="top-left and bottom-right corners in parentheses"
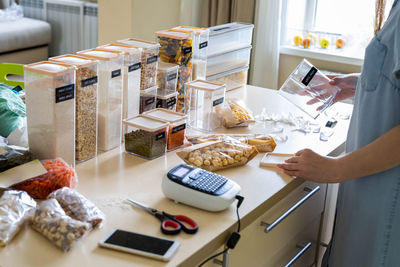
top-left (201, 0), bottom-right (255, 27)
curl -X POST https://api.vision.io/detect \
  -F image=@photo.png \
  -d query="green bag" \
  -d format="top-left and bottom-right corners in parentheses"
top-left (0, 83), bottom-right (26, 137)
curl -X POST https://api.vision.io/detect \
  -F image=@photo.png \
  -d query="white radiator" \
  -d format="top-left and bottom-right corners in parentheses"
top-left (20, 0), bottom-right (98, 56)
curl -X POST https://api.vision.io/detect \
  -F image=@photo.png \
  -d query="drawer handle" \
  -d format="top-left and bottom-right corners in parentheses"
top-left (260, 186), bottom-right (320, 233)
top-left (285, 242), bottom-right (312, 267)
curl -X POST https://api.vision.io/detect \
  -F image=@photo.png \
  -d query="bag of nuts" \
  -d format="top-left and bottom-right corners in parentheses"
top-left (0, 189), bottom-right (37, 246)
top-left (48, 187), bottom-right (105, 228)
top-left (176, 137), bottom-right (258, 171)
top-left (219, 98), bottom-right (255, 128)
top-left (31, 199), bottom-right (90, 252)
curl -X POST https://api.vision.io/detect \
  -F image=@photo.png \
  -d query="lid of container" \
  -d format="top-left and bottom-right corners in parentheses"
top-left (49, 54), bottom-right (98, 68)
top-left (23, 61), bottom-right (75, 76)
top-left (173, 26), bottom-right (209, 35)
top-left (206, 58), bottom-right (248, 76)
top-left (185, 80), bottom-right (225, 91)
top-left (155, 30), bottom-right (191, 40)
top-left (143, 108), bottom-right (186, 123)
top-left (157, 89), bottom-right (178, 99)
top-left (141, 85), bottom-right (158, 94)
top-left (77, 49), bottom-right (121, 61)
top-left (207, 65), bottom-right (249, 80)
top-left (97, 43), bottom-right (142, 56)
top-left (123, 115), bottom-right (169, 132)
top-left (158, 61), bottom-right (179, 72)
top-left (208, 22), bottom-right (254, 37)
top-left (117, 38), bottom-right (160, 50)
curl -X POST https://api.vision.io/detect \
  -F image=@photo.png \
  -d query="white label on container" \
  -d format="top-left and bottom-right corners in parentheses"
top-left (199, 41), bottom-right (208, 49)
top-left (55, 84), bottom-right (75, 103)
top-left (147, 55), bottom-right (158, 64)
top-left (129, 62), bottom-right (141, 72)
top-left (171, 123), bottom-right (185, 134)
top-left (166, 98), bottom-right (176, 107)
top-left (111, 69), bottom-right (121, 78)
top-left (167, 73), bottom-right (177, 81)
top-left (81, 76), bottom-right (98, 87)
top-left (213, 97), bottom-right (224, 107)
top-left (145, 97), bottom-right (155, 105)
top-left (155, 132), bottom-right (166, 140)
top-left (182, 47), bottom-right (192, 54)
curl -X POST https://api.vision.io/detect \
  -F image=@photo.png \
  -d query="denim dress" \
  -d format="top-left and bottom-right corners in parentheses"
top-left (326, 2), bottom-right (400, 266)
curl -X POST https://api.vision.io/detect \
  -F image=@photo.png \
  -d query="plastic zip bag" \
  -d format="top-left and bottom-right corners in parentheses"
top-left (0, 190), bottom-right (36, 246)
top-left (48, 187), bottom-right (105, 228)
top-left (0, 141), bottom-right (33, 172)
top-left (219, 98), bottom-right (255, 128)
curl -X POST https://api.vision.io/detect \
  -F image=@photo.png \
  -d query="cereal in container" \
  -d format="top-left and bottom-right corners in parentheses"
top-left (156, 89), bottom-right (177, 111)
top-left (139, 86), bottom-right (157, 114)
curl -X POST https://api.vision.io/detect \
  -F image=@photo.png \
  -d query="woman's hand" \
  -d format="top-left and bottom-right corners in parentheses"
top-left (277, 149), bottom-right (341, 183)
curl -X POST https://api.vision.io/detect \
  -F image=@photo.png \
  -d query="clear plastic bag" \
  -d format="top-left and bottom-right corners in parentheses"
top-left (0, 190), bottom-right (36, 246)
top-left (31, 199), bottom-right (90, 252)
top-left (48, 187), bottom-right (105, 228)
top-left (220, 98), bottom-right (255, 128)
top-left (0, 142), bottom-right (33, 172)
top-left (176, 136), bottom-right (258, 171)
top-left (9, 158), bottom-right (77, 199)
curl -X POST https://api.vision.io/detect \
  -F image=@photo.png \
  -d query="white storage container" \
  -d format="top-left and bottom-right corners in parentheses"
top-left (208, 22), bottom-right (254, 56)
top-left (117, 38), bottom-right (160, 90)
top-left (77, 49), bottom-right (123, 151)
top-left (23, 61), bottom-right (76, 166)
top-left (143, 108), bottom-right (186, 151)
top-left (207, 45), bottom-right (251, 70)
top-left (49, 55), bottom-right (98, 163)
top-left (184, 80), bottom-right (226, 132)
top-left (139, 85), bottom-right (157, 114)
top-left (156, 89), bottom-right (177, 111)
top-left (207, 66), bottom-right (249, 91)
top-left (157, 61), bottom-right (179, 92)
top-left (123, 115), bottom-right (169, 159)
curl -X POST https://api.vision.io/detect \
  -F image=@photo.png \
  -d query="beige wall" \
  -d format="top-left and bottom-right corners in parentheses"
top-left (278, 54), bottom-right (362, 89)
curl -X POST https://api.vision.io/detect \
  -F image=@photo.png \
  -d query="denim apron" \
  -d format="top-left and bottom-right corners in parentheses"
top-left (324, 2), bottom-right (400, 266)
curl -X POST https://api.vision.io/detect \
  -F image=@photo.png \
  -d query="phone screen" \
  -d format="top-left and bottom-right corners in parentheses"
top-left (103, 229), bottom-right (174, 256)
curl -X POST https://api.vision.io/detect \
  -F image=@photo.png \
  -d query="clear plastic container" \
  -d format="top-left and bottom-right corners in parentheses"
top-left (97, 44), bottom-right (142, 122)
top-left (139, 86), bottom-right (157, 114)
top-left (117, 38), bottom-right (160, 90)
top-left (278, 59), bottom-right (341, 119)
top-left (207, 66), bottom-right (249, 91)
top-left (155, 30), bottom-right (193, 66)
top-left (208, 22), bottom-right (254, 56)
top-left (23, 61), bottom-right (76, 166)
top-left (176, 64), bottom-right (193, 113)
top-left (156, 89), bottom-right (177, 111)
top-left (76, 49), bottom-right (124, 151)
top-left (184, 80), bottom-right (226, 132)
top-left (122, 115), bottom-right (169, 159)
top-left (207, 45), bottom-right (251, 70)
top-left (142, 108), bottom-right (187, 151)
top-left (48, 55), bottom-right (98, 163)
top-left (157, 62), bottom-right (179, 92)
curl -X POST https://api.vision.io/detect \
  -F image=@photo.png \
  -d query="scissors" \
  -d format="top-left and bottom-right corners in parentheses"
top-left (126, 198), bottom-right (198, 235)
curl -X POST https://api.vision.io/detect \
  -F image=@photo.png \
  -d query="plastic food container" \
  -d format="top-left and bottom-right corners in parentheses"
top-left (140, 86), bottom-right (157, 114)
top-left (208, 22), bottom-right (254, 55)
top-left (155, 30), bottom-right (193, 66)
top-left (157, 61), bottom-right (179, 92)
top-left (122, 115), bottom-right (169, 159)
top-left (176, 64), bottom-right (192, 113)
top-left (207, 66), bottom-right (248, 91)
top-left (156, 89), bottom-right (177, 111)
top-left (143, 108), bottom-right (187, 151)
top-left (117, 38), bottom-right (160, 90)
top-left (184, 80), bottom-right (226, 131)
top-left (97, 44), bottom-right (142, 122)
top-left (278, 59), bottom-right (341, 119)
top-left (76, 49), bottom-right (124, 151)
top-left (23, 61), bottom-right (76, 166)
top-left (48, 55), bottom-right (98, 162)
top-left (207, 45), bottom-right (251, 70)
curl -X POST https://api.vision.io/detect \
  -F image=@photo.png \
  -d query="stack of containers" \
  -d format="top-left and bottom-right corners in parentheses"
top-left (23, 61), bottom-right (76, 166)
top-left (184, 80), bottom-right (226, 132)
top-left (156, 61), bottom-right (179, 111)
top-left (96, 43), bottom-right (142, 129)
top-left (206, 22), bottom-right (254, 91)
top-left (155, 30), bottom-right (193, 114)
top-left (48, 55), bottom-right (98, 163)
top-left (117, 39), bottom-right (160, 114)
top-left (76, 49), bottom-right (124, 151)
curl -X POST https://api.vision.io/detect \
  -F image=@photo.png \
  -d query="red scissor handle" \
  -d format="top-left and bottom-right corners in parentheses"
top-left (163, 212), bottom-right (199, 234)
top-left (161, 220), bottom-right (181, 235)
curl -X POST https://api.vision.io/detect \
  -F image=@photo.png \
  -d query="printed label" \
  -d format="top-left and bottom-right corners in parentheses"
top-left (167, 72), bottom-right (177, 81)
top-left (155, 132), bottom-right (166, 140)
top-left (111, 69), bottom-right (121, 78)
top-left (301, 67), bottom-right (318, 86)
top-left (199, 41), bottom-right (208, 49)
top-left (182, 47), bottom-right (192, 54)
top-left (55, 84), bottom-right (75, 103)
top-left (145, 97), bottom-right (155, 105)
top-left (81, 76), bottom-right (98, 87)
top-left (128, 62), bottom-right (141, 72)
top-left (171, 123), bottom-right (186, 134)
top-left (12, 85), bottom-right (23, 92)
top-left (166, 98), bottom-right (176, 107)
top-left (147, 55), bottom-right (158, 64)
top-left (213, 97), bottom-right (224, 107)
